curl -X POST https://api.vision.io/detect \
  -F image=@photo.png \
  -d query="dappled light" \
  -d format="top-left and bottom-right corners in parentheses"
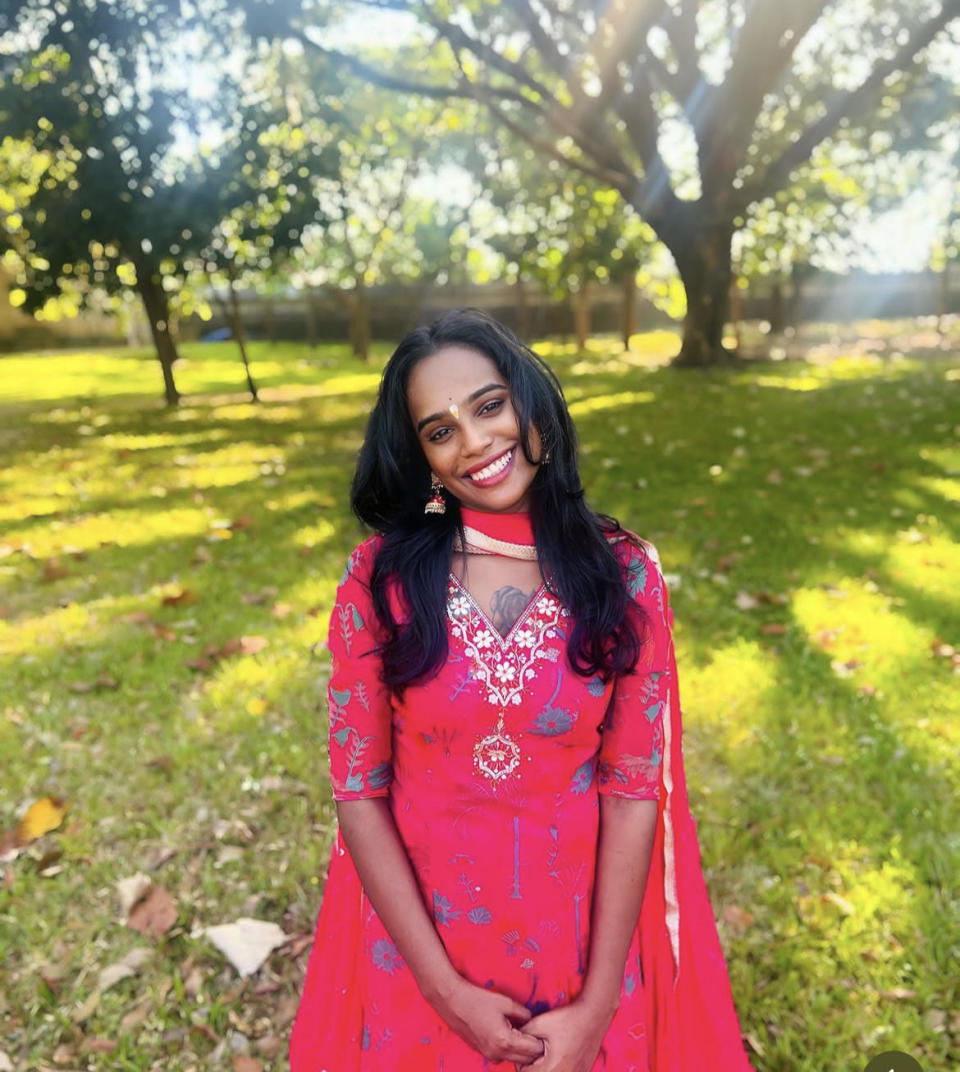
top-left (2, 332), bottom-right (957, 1070)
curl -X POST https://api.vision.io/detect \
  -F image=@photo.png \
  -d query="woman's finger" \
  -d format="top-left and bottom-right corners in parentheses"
top-left (504, 998), bottom-right (532, 1023)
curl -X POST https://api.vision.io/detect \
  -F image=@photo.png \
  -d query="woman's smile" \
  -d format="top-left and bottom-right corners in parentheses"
top-left (463, 446), bottom-right (516, 486)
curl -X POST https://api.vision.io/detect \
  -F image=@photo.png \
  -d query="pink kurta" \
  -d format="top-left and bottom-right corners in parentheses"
top-left (291, 531), bottom-right (752, 1072)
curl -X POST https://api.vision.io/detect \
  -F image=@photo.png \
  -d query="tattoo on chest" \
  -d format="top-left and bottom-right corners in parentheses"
top-left (489, 585), bottom-right (534, 637)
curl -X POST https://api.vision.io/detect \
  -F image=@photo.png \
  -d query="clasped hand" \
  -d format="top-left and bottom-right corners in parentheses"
top-left (437, 976), bottom-right (608, 1072)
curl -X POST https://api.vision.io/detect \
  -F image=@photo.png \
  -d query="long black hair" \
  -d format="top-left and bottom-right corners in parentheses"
top-left (351, 308), bottom-right (644, 695)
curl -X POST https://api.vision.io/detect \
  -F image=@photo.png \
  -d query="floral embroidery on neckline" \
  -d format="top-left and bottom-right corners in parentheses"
top-left (447, 575), bottom-right (567, 709)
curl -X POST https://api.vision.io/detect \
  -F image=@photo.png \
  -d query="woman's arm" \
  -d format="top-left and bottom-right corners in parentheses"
top-left (337, 798), bottom-right (546, 1066)
top-left (519, 796), bottom-right (658, 1071)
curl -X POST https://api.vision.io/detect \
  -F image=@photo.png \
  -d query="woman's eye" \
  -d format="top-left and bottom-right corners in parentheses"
top-left (429, 427), bottom-right (451, 443)
top-left (479, 399), bottom-right (504, 416)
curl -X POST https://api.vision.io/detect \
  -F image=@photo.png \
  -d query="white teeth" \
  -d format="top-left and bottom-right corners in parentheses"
top-left (470, 449), bottom-right (512, 481)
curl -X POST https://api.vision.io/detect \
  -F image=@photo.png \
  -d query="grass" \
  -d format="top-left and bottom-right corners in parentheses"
top-left (0, 328), bottom-right (958, 1071)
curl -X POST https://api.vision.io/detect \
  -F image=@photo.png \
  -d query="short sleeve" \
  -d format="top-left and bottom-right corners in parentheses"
top-left (327, 537), bottom-right (394, 800)
top-left (598, 536), bottom-right (673, 800)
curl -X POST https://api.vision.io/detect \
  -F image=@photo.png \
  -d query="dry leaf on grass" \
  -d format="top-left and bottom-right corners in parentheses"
top-left (734, 591), bottom-right (759, 611)
top-left (233, 1057), bottom-right (263, 1072)
top-left (127, 885), bottom-right (178, 937)
top-left (98, 946), bottom-right (152, 991)
top-left (116, 873), bottom-right (177, 936)
top-left (721, 905), bottom-right (755, 931)
top-left (760, 623), bottom-right (787, 636)
top-left (116, 874), bottom-right (152, 916)
top-left (68, 674), bottom-right (119, 693)
top-left (204, 918), bottom-right (288, 977)
top-left (162, 587), bottom-right (199, 607)
top-left (16, 797), bottom-right (69, 846)
top-left (42, 558), bottom-right (70, 581)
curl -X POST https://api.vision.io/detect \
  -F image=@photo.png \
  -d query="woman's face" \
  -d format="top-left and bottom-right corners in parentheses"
top-left (407, 345), bottom-right (543, 514)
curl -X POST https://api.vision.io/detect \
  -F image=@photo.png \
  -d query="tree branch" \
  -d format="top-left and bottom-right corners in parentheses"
top-left (748, 4), bottom-right (960, 203)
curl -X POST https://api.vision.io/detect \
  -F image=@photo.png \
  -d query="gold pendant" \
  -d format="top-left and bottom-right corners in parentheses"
top-left (474, 728), bottom-right (521, 782)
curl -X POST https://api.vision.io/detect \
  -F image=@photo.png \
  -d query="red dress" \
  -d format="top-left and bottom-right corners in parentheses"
top-left (291, 531), bottom-right (752, 1072)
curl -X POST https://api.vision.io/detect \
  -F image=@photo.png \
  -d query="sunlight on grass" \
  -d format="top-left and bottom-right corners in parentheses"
top-left (567, 389), bottom-right (656, 416)
top-left (2, 333), bottom-right (957, 1072)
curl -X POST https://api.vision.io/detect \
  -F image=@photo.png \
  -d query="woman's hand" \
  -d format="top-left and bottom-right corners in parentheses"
top-left (431, 975), bottom-right (546, 1066)
top-left (516, 998), bottom-right (614, 1072)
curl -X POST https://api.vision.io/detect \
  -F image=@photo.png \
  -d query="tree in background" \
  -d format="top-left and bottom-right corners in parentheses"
top-left (286, 79), bottom-right (471, 360)
top-left (268, 0), bottom-right (960, 366)
top-left (0, 0), bottom-right (330, 403)
top-left (475, 133), bottom-right (655, 350)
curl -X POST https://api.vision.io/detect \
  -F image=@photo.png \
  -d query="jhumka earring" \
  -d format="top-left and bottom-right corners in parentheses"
top-left (424, 474), bottom-right (446, 515)
top-left (542, 449), bottom-right (551, 465)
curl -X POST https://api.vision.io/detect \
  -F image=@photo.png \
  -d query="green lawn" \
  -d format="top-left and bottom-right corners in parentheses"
top-left (1, 331), bottom-right (958, 1071)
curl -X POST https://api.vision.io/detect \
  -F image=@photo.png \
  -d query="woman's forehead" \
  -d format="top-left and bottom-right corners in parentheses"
top-left (407, 346), bottom-right (505, 406)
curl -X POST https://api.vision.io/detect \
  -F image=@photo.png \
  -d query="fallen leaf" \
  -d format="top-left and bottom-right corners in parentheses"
top-left (120, 1001), bottom-right (151, 1033)
top-left (42, 558), bottom-right (70, 581)
top-left (117, 874), bottom-right (153, 917)
top-left (162, 587), bottom-right (198, 608)
top-left (98, 947), bottom-right (152, 991)
top-left (254, 1036), bottom-right (282, 1059)
top-left (17, 797), bottom-right (69, 845)
top-left (117, 610), bottom-right (152, 624)
top-left (72, 988), bottom-right (101, 1023)
top-left (765, 470), bottom-right (782, 485)
top-left (233, 1057), bottom-right (263, 1072)
top-left (744, 1032), bottom-right (766, 1057)
top-left (271, 602), bottom-right (293, 619)
top-left (127, 884), bottom-right (178, 937)
top-left (715, 552), bottom-right (741, 572)
top-left (734, 591), bottom-right (759, 611)
top-left (878, 987), bottom-right (917, 1000)
top-left (145, 755), bottom-right (174, 773)
top-left (822, 891), bottom-right (854, 916)
top-left (151, 624), bottom-right (177, 642)
top-left (239, 635), bottom-right (268, 655)
top-left (83, 1037), bottom-right (117, 1054)
top-left (760, 623), bottom-right (787, 636)
top-left (52, 1042), bottom-right (75, 1065)
top-left (857, 684), bottom-right (879, 698)
top-left (204, 918), bottom-right (288, 977)
top-left (185, 656), bottom-right (214, 672)
top-left (230, 515), bottom-right (255, 531)
top-left (68, 674), bottom-right (118, 693)
top-left (721, 905), bottom-right (755, 931)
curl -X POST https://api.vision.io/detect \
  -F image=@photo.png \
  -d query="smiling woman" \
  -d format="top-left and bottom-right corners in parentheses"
top-left (291, 309), bottom-right (752, 1072)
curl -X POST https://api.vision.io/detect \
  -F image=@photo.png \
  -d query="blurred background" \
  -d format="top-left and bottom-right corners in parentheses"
top-left (1, 2), bottom-right (958, 1070)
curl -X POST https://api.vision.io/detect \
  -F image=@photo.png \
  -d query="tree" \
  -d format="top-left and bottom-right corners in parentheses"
top-left (475, 132), bottom-right (655, 350)
top-left (287, 81), bottom-right (470, 359)
top-left (260, 0), bottom-right (960, 366)
top-left (0, 0), bottom-right (329, 402)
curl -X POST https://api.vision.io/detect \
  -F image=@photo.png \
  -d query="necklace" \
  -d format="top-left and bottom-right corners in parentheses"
top-left (447, 510), bottom-right (550, 783)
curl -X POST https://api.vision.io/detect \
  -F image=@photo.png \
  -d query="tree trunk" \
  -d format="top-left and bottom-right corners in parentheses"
top-left (349, 279), bottom-right (371, 361)
top-left (660, 215), bottom-right (735, 367)
top-left (571, 283), bottom-right (591, 351)
top-left (304, 286), bottom-right (318, 350)
top-left (769, 280), bottom-right (786, 334)
top-left (728, 276), bottom-right (742, 353)
top-left (225, 264), bottom-right (259, 402)
top-left (515, 279), bottom-right (531, 340)
top-left (134, 261), bottom-right (181, 405)
top-left (621, 270), bottom-right (637, 351)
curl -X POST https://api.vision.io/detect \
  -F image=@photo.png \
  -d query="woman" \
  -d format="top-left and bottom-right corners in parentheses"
top-left (291, 310), bottom-right (752, 1072)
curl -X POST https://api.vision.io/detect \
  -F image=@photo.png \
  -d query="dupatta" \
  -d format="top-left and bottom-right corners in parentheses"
top-left (636, 542), bottom-right (754, 1072)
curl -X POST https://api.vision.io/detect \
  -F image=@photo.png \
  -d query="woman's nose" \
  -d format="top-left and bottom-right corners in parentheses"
top-left (460, 417), bottom-right (494, 455)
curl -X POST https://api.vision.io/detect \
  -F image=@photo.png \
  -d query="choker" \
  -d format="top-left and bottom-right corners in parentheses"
top-left (454, 507), bottom-right (538, 560)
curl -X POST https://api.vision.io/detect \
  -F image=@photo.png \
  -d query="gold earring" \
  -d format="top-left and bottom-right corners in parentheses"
top-left (541, 449), bottom-right (550, 465)
top-left (424, 473), bottom-right (446, 515)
